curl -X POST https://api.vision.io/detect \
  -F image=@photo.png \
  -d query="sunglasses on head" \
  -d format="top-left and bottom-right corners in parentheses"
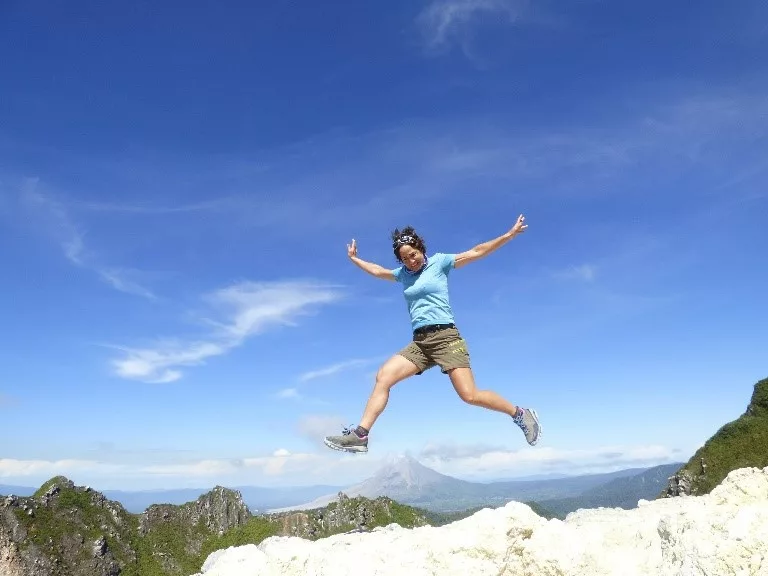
top-left (392, 235), bottom-right (415, 249)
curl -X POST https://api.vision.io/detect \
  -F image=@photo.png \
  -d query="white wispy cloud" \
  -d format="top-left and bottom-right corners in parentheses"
top-left (419, 442), bottom-right (685, 480)
top-left (21, 178), bottom-right (86, 265)
top-left (18, 180), bottom-right (157, 300)
top-left (0, 442), bottom-right (685, 489)
top-left (416, 0), bottom-right (529, 54)
top-left (99, 268), bottom-right (158, 300)
top-left (297, 358), bottom-right (380, 383)
top-left (553, 263), bottom-right (597, 282)
top-left (276, 387), bottom-right (302, 399)
top-left (59, 89), bottom-right (767, 242)
top-left (272, 388), bottom-right (331, 407)
top-left (0, 450), bottom-right (375, 489)
top-left (110, 280), bottom-right (344, 383)
top-left (0, 458), bottom-right (128, 479)
top-left (78, 198), bottom-right (230, 214)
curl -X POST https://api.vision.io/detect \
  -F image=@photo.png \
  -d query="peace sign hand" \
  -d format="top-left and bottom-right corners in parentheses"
top-left (510, 214), bottom-right (528, 236)
top-left (347, 238), bottom-right (358, 259)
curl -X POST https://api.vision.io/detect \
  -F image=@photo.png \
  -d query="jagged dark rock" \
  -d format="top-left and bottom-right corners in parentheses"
top-left (140, 485), bottom-right (250, 536)
top-left (0, 476), bottom-right (131, 576)
top-left (138, 486), bottom-right (251, 574)
top-left (265, 492), bottom-right (430, 539)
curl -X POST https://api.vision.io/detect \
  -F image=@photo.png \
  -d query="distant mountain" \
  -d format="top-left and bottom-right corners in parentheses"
top-left (98, 484), bottom-right (344, 513)
top-left (0, 484), bottom-right (35, 497)
top-left (534, 463), bottom-right (684, 519)
top-left (269, 454), bottom-right (669, 513)
top-left (1, 483), bottom-right (345, 514)
top-left (661, 375), bottom-right (768, 498)
top-left (233, 484), bottom-right (346, 512)
top-left (269, 454), bottom-right (473, 512)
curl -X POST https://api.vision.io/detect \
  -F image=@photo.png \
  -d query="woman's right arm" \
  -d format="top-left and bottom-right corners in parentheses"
top-left (347, 239), bottom-right (396, 281)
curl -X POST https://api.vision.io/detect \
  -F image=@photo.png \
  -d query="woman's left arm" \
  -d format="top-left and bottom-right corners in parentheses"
top-left (454, 214), bottom-right (527, 269)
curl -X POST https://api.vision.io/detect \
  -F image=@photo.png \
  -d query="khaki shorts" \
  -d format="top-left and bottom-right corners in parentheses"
top-left (397, 326), bottom-right (471, 374)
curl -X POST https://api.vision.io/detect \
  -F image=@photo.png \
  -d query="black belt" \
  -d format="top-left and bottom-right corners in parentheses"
top-left (413, 323), bottom-right (456, 336)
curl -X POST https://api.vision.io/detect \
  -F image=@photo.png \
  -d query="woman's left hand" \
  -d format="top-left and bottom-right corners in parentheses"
top-left (510, 214), bottom-right (527, 236)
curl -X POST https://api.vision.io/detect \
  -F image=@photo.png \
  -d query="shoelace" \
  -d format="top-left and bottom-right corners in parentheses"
top-left (513, 409), bottom-right (529, 433)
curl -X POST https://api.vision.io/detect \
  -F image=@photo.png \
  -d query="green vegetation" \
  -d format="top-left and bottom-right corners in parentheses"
top-left (663, 376), bottom-right (768, 496)
top-left (199, 517), bottom-right (279, 560)
top-left (3, 479), bottom-right (437, 576)
top-left (419, 505), bottom-right (486, 526)
top-left (367, 497), bottom-right (428, 530)
top-left (11, 479), bottom-right (138, 574)
top-left (32, 476), bottom-right (69, 499)
top-left (524, 500), bottom-right (557, 520)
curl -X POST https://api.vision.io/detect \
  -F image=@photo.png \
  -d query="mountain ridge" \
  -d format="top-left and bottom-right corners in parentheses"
top-left (534, 462), bottom-right (682, 518)
top-left (268, 454), bottom-right (683, 513)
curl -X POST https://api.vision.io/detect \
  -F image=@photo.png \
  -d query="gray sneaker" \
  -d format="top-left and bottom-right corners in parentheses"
top-left (513, 407), bottom-right (541, 446)
top-left (324, 426), bottom-right (369, 453)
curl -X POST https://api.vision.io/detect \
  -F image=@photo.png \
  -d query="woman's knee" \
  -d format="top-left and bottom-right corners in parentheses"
top-left (375, 366), bottom-right (398, 389)
top-left (375, 356), bottom-right (417, 389)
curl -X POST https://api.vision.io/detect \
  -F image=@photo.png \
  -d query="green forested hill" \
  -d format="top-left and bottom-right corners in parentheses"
top-left (659, 376), bottom-right (768, 497)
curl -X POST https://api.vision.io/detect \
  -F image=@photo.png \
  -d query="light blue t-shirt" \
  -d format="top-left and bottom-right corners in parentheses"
top-left (391, 252), bottom-right (457, 331)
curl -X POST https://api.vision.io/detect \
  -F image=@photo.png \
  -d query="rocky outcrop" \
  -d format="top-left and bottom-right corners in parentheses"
top-left (266, 493), bottom-right (429, 539)
top-left (135, 485), bottom-right (251, 575)
top-left (0, 477), bottom-right (134, 576)
top-left (0, 478), bottom-right (255, 576)
top-left (140, 486), bottom-right (250, 538)
top-left (663, 457), bottom-right (707, 497)
top-left (192, 466), bottom-right (768, 576)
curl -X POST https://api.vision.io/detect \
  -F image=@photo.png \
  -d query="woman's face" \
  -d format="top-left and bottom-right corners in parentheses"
top-left (398, 244), bottom-right (425, 271)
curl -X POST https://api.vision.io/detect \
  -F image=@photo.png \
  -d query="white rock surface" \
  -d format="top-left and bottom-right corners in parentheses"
top-left (191, 466), bottom-right (768, 576)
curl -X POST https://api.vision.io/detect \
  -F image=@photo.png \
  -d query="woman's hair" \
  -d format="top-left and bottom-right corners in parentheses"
top-left (391, 226), bottom-right (427, 261)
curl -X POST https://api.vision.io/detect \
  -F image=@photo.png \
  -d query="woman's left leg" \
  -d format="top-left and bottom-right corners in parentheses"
top-left (448, 367), bottom-right (542, 445)
top-left (447, 367), bottom-right (518, 417)
top-left (428, 328), bottom-right (541, 445)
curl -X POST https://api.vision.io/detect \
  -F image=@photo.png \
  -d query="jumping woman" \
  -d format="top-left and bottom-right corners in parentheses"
top-left (324, 214), bottom-right (541, 453)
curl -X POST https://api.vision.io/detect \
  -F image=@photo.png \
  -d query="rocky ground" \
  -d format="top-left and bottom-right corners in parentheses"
top-left (193, 465), bottom-right (768, 576)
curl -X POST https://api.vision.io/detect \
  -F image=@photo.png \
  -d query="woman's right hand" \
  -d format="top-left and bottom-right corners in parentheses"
top-left (347, 238), bottom-right (358, 259)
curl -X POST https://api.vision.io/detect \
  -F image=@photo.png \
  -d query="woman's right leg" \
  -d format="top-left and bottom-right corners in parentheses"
top-left (324, 351), bottom-right (424, 453)
top-left (359, 353), bottom-right (422, 431)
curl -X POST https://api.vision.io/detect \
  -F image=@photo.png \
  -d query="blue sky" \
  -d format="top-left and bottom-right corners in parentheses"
top-left (1, 0), bottom-right (767, 490)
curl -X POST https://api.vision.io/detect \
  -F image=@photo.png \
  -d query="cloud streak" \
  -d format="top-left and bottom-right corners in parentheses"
top-left (18, 180), bottom-right (157, 300)
top-left (297, 358), bottom-right (380, 383)
top-left (0, 449), bottom-right (374, 490)
top-left (110, 280), bottom-right (345, 383)
top-left (0, 441), bottom-right (685, 489)
top-left (56, 89), bottom-right (768, 243)
top-left (419, 442), bottom-right (685, 480)
top-left (416, 0), bottom-right (529, 54)
top-left (552, 263), bottom-right (597, 282)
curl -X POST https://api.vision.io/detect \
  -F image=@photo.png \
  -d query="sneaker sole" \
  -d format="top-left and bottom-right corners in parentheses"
top-left (528, 408), bottom-right (542, 446)
top-left (323, 438), bottom-right (368, 454)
